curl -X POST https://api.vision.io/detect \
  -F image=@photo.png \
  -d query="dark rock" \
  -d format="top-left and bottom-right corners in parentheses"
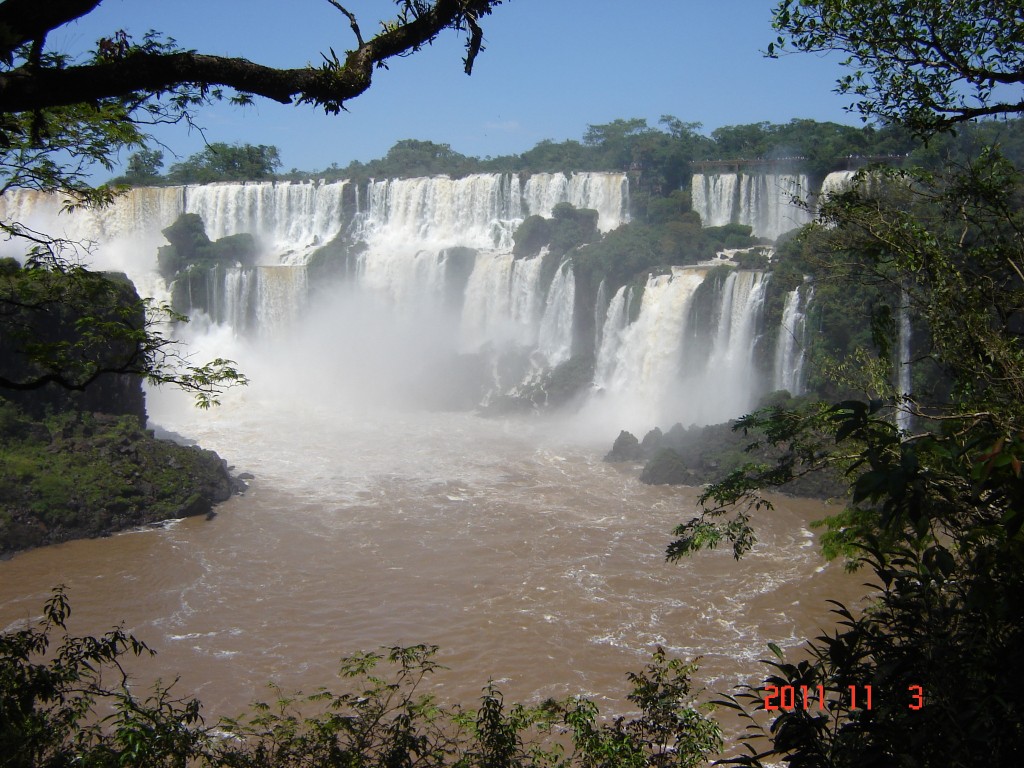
top-left (178, 492), bottom-right (212, 518)
top-left (604, 430), bottom-right (641, 462)
top-left (0, 266), bottom-right (148, 425)
top-left (0, 404), bottom-right (246, 557)
top-left (640, 448), bottom-right (692, 485)
top-left (640, 427), bottom-right (665, 455)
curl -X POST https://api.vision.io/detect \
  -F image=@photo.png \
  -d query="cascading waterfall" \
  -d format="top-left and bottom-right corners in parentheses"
top-left (356, 174), bottom-right (520, 251)
top-left (537, 261), bottom-right (576, 367)
top-left (818, 171), bottom-right (857, 205)
top-left (522, 172), bottom-right (628, 233)
top-left (459, 252), bottom-right (545, 352)
top-left (590, 267), bottom-right (777, 429)
top-left (690, 173), bottom-right (738, 228)
top-left (0, 186), bottom-right (184, 245)
top-left (593, 269), bottom-right (708, 427)
top-left (343, 172), bottom-right (632, 395)
top-left (0, 172), bottom-right (823, 426)
top-left (593, 279), bottom-right (608, 354)
top-left (738, 174), bottom-right (812, 241)
top-left (184, 180), bottom-right (348, 264)
top-left (705, 271), bottom-right (769, 376)
top-left (594, 285), bottom-right (631, 390)
top-left (223, 267), bottom-right (256, 333)
top-left (691, 172), bottom-right (815, 240)
top-left (686, 270), bottom-right (770, 425)
top-left (773, 281), bottom-right (814, 395)
top-left (255, 266), bottom-right (308, 333)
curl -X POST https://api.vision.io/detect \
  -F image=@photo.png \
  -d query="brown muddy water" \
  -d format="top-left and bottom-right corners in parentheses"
top-left (0, 386), bottom-right (864, 745)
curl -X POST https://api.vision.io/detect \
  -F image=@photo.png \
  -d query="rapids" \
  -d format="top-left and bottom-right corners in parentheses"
top-left (0, 378), bottom-right (859, 723)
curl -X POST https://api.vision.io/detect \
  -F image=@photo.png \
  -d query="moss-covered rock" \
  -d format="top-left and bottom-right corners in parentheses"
top-left (640, 448), bottom-right (692, 485)
top-left (157, 213), bottom-right (259, 319)
top-left (0, 403), bottom-right (244, 556)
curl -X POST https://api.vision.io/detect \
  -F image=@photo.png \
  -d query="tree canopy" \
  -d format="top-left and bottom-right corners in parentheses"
top-left (769, 0), bottom-right (1024, 134)
top-left (165, 143), bottom-right (282, 184)
top-left (670, 2), bottom-right (1024, 766)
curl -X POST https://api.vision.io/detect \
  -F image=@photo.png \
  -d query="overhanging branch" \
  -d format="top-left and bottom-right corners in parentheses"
top-left (0, 0), bottom-right (501, 116)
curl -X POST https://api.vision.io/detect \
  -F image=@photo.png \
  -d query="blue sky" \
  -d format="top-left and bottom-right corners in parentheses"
top-left (57, 0), bottom-right (858, 175)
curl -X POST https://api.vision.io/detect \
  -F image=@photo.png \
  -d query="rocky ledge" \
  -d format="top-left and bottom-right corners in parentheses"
top-left (0, 404), bottom-right (246, 556)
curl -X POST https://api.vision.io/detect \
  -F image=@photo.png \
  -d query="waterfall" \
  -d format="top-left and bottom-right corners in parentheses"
top-left (537, 261), bottom-right (576, 366)
top-left (594, 285), bottom-right (630, 390)
top-left (588, 267), bottom-right (773, 429)
top-left (521, 172), bottom-right (629, 233)
top-left (595, 269), bottom-right (708, 427)
top-left (0, 174), bottom-right (800, 423)
top-left (254, 265), bottom-right (308, 334)
top-left (459, 252), bottom-right (545, 352)
top-left (685, 270), bottom-right (770, 424)
top-left (593, 279), bottom-right (608, 354)
top-left (737, 174), bottom-right (813, 241)
top-left (691, 173), bottom-right (738, 228)
top-left (692, 172), bottom-right (815, 240)
top-left (819, 171), bottom-right (857, 205)
top-left (223, 267), bottom-right (256, 333)
top-left (356, 174), bottom-right (519, 251)
top-left (773, 282), bottom-right (814, 395)
top-left (0, 186), bottom-right (185, 245)
top-left (184, 180), bottom-right (348, 264)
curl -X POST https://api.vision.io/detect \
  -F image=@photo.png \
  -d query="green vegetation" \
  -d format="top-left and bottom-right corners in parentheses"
top-left (768, 0), bottom-right (1024, 136)
top-left (0, 588), bottom-right (721, 767)
top-left (157, 213), bottom-right (260, 320)
top-left (3, 0), bottom-right (1024, 765)
top-left (125, 117), bottom-right (918, 194)
top-left (0, 256), bottom-right (246, 411)
top-left (0, 401), bottom-right (239, 555)
top-left (166, 143), bottom-right (282, 185)
top-left (661, 1), bottom-right (1024, 766)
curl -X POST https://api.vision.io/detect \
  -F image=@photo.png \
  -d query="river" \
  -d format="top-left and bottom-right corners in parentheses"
top-left (0, 359), bottom-right (860, 736)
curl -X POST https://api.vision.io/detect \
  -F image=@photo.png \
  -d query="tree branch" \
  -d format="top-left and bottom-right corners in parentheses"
top-left (325, 0), bottom-right (363, 47)
top-left (0, 0), bottom-right (102, 63)
top-left (0, 0), bottom-right (501, 116)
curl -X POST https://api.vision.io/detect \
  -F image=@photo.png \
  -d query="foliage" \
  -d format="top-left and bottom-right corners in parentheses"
top-left (667, 2), bottom-right (1024, 764)
top-left (0, 590), bottom-right (721, 768)
top-left (512, 204), bottom-right (599, 264)
top-left (355, 139), bottom-right (478, 181)
top-left (214, 642), bottom-right (719, 768)
top-left (717, 535), bottom-right (1024, 767)
top-left (0, 401), bottom-right (239, 554)
top-left (0, 257), bottom-right (247, 409)
top-left (306, 116), bottom-right (922, 203)
top-left (770, 0), bottom-right (1024, 135)
top-left (572, 218), bottom-right (764, 300)
top-left (0, 2), bottom-right (506, 118)
top-left (109, 148), bottom-right (165, 186)
top-left (166, 143), bottom-right (281, 184)
top-left (0, 587), bottom-right (207, 767)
